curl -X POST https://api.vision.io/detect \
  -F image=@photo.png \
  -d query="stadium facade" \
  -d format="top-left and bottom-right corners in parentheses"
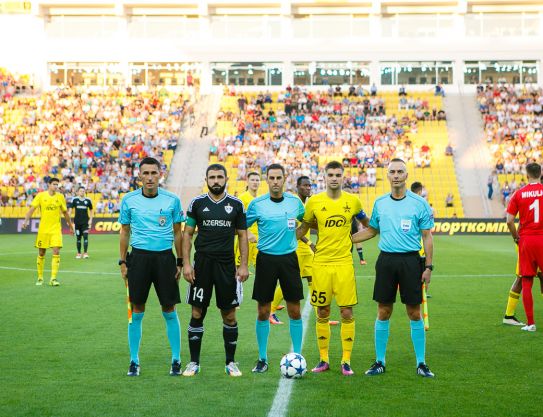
top-left (1, 0), bottom-right (542, 92)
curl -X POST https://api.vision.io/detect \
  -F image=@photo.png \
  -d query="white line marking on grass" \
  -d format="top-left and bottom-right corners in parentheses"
top-left (0, 266), bottom-right (117, 275)
top-left (0, 266), bottom-right (514, 280)
top-left (267, 299), bottom-right (313, 417)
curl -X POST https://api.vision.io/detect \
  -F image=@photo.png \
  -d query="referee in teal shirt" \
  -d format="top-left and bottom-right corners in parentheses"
top-left (119, 157), bottom-right (184, 377)
top-left (246, 163), bottom-right (305, 373)
top-left (352, 158), bottom-right (435, 378)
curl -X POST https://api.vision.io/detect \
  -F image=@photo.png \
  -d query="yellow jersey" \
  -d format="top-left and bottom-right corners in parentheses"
top-left (296, 196), bottom-right (313, 256)
top-left (31, 191), bottom-right (67, 234)
top-left (239, 191), bottom-right (258, 237)
top-left (304, 191), bottom-right (364, 265)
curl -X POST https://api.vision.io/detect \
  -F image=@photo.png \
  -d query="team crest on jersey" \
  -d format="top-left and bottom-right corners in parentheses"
top-left (343, 203), bottom-right (351, 213)
top-left (158, 216), bottom-right (167, 226)
top-left (224, 203), bottom-right (233, 214)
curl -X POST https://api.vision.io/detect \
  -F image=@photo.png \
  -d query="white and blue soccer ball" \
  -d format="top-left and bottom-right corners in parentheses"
top-left (280, 353), bottom-right (307, 379)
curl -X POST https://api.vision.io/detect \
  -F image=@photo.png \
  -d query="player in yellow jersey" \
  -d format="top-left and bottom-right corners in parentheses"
top-left (22, 178), bottom-right (74, 286)
top-left (297, 161), bottom-right (369, 376)
top-left (235, 172), bottom-right (261, 267)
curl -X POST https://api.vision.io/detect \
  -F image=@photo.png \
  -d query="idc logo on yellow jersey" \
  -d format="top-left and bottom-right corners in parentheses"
top-left (324, 215), bottom-right (347, 228)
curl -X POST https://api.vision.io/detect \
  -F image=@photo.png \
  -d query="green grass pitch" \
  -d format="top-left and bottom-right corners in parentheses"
top-left (1, 234), bottom-right (542, 417)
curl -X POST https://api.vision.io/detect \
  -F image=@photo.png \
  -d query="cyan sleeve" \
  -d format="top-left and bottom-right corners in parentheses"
top-left (246, 200), bottom-right (257, 227)
top-left (369, 203), bottom-right (379, 230)
top-left (118, 198), bottom-right (130, 224)
top-left (173, 197), bottom-right (184, 223)
top-left (419, 201), bottom-right (435, 230)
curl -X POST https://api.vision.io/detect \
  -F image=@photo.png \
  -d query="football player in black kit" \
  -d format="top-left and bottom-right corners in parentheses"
top-left (182, 164), bottom-right (249, 377)
top-left (69, 186), bottom-right (94, 259)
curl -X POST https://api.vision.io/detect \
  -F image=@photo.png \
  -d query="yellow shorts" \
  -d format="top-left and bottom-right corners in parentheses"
top-left (35, 232), bottom-right (63, 249)
top-left (235, 237), bottom-right (258, 267)
top-left (296, 252), bottom-right (313, 278)
top-left (311, 263), bottom-right (357, 307)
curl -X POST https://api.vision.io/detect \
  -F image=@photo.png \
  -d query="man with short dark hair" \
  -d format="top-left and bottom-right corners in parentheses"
top-left (69, 186), bottom-right (93, 259)
top-left (270, 175), bottom-right (317, 325)
top-left (247, 163), bottom-right (305, 373)
top-left (353, 158), bottom-right (435, 377)
top-left (22, 177), bottom-right (74, 286)
top-left (119, 157), bottom-right (184, 377)
top-left (506, 162), bottom-right (543, 332)
top-left (297, 160), bottom-right (368, 376)
top-left (182, 163), bottom-right (249, 376)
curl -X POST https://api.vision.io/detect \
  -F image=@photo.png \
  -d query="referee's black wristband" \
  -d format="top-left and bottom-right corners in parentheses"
top-left (176, 258), bottom-right (183, 267)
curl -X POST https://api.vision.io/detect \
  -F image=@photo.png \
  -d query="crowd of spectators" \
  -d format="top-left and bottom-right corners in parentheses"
top-left (0, 69), bottom-right (33, 102)
top-left (210, 86), bottom-right (443, 192)
top-left (477, 83), bottom-right (543, 175)
top-left (0, 87), bottom-right (188, 209)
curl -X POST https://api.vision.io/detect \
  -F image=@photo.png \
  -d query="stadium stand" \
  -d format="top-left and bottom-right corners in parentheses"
top-left (0, 68), bottom-right (33, 101)
top-left (0, 87), bottom-right (190, 218)
top-left (209, 87), bottom-right (463, 218)
top-left (477, 83), bottom-right (543, 206)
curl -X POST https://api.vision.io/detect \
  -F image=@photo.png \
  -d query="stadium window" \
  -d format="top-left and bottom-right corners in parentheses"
top-left (293, 63), bottom-right (312, 85)
top-left (463, 61), bottom-right (480, 84)
top-left (436, 62), bottom-right (453, 84)
top-left (380, 65), bottom-right (395, 85)
top-left (212, 69), bottom-right (227, 86)
top-left (480, 61), bottom-right (522, 85)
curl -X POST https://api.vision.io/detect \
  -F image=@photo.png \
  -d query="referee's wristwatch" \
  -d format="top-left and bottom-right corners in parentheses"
top-left (425, 264), bottom-right (434, 271)
top-left (118, 259), bottom-right (127, 266)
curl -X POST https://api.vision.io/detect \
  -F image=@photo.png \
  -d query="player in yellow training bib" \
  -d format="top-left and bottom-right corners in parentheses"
top-left (235, 171), bottom-right (261, 267)
top-left (296, 161), bottom-right (369, 376)
top-left (22, 177), bottom-right (74, 286)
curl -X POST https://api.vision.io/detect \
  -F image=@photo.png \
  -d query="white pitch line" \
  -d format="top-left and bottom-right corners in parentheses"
top-left (267, 298), bottom-right (313, 417)
top-left (0, 266), bottom-right (514, 279)
top-left (0, 266), bottom-right (117, 275)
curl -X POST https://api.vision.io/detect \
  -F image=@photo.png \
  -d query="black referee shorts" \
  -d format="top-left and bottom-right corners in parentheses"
top-left (252, 251), bottom-right (303, 303)
top-left (374, 251), bottom-right (423, 305)
top-left (187, 251), bottom-right (241, 311)
top-left (127, 248), bottom-right (180, 306)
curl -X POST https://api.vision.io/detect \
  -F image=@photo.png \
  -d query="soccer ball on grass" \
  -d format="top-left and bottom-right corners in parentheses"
top-left (279, 353), bottom-right (307, 379)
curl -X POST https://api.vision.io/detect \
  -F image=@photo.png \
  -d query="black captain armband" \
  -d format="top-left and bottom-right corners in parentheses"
top-left (176, 258), bottom-right (183, 267)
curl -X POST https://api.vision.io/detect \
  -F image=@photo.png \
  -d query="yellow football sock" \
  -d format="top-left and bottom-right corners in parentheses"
top-left (341, 318), bottom-right (355, 363)
top-left (316, 316), bottom-right (330, 363)
top-left (271, 285), bottom-right (283, 314)
top-left (51, 254), bottom-right (60, 279)
top-left (505, 290), bottom-right (520, 317)
top-left (37, 255), bottom-right (45, 279)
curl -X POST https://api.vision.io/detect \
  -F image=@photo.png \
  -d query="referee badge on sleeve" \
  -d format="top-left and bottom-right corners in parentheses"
top-left (159, 216), bottom-right (167, 226)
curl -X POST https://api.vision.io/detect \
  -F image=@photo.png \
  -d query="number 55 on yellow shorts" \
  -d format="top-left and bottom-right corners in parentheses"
top-left (310, 263), bottom-right (357, 307)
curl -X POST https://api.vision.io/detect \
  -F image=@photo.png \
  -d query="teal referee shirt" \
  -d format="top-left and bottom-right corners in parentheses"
top-left (369, 190), bottom-right (434, 253)
top-left (246, 193), bottom-right (305, 255)
top-left (119, 188), bottom-right (184, 251)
